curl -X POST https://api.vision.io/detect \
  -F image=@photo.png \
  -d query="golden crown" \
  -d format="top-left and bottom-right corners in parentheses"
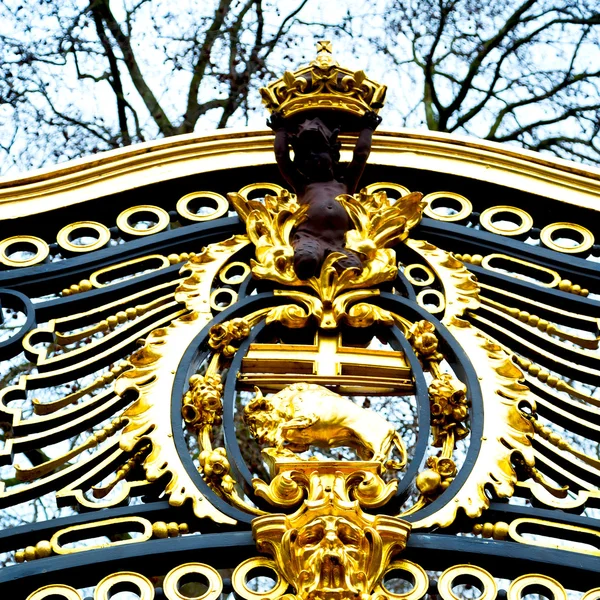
top-left (260, 41), bottom-right (387, 120)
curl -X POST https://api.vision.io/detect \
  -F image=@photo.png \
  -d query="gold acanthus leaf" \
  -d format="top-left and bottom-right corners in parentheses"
top-left (115, 236), bottom-right (250, 525)
top-left (229, 187), bottom-right (425, 303)
top-left (229, 190), bottom-right (305, 286)
top-left (408, 239), bottom-right (534, 528)
top-left (339, 190), bottom-right (425, 259)
top-left (266, 288), bottom-right (398, 330)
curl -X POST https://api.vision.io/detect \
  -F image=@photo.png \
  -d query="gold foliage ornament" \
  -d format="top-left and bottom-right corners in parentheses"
top-left (428, 373), bottom-right (470, 445)
top-left (182, 373), bottom-right (223, 429)
top-left (115, 235), bottom-right (251, 524)
top-left (340, 188), bottom-right (425, 258)
top-left (208, 318), bottom-right (251, 357)
top-left (228, 186), bottom-right (425, 302)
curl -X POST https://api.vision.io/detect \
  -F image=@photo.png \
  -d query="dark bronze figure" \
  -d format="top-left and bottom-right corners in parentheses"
top-left (268, 111), bottom-right (382, 280)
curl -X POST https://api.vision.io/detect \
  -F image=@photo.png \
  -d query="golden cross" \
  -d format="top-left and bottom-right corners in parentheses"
top-left (240, 331), bottom-right (413, 395)
top-left (316, 40), bottom-right (333, 54)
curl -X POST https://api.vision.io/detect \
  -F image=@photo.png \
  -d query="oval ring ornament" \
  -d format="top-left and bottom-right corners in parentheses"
top-left (94, 572), bottom-right (154, 600)
top-left (479, 205), bottom-right (534, 237)
top-left (438, 565), bottom-right (497, 600)
top-left (232, 557), bottom-right (289, 600)
top-left (540, 221), bottom-right (594, 254)
top-left (57, 221), bottom-right (111, 253)
top-left (508, 574), bottom-right (567, 600)
top-left (163, 563), bottom-right (223, 600)
top-left (26, 586), bottom-right (83, 600)
top-left (423, 191), bottom-right (472, 222)
top-left (117, 204), bottom-right (170, 236)
top-left (379, 559), bottom-right (429, 600)
top-left (177, 191), bottom-right (229, 222)
top-left (0, 235), bottom-right (49, 268)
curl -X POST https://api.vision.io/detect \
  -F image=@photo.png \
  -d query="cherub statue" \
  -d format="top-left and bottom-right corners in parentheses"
top-left (268, 111), bottom-right (382, 280)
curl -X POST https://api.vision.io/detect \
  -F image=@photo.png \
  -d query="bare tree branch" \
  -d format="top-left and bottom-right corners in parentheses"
top-left (179, 0), bottom-right (234, 133)
top-left (90, 0), bottom-right (176, 136)
top-left (374, 0), bottom-right (600, 163)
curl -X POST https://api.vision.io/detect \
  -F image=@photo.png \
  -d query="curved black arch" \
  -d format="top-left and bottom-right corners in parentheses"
top-left (171, 292), bottom-right (291, 524)
top-left (222, 318), bottom-right (268, 495)
top-left (368, 292), bottom-right (485, 524)
top-left (0, 288), bottom-right (36, 362)
top-left (170, 289), bottom-right (485, 526)
top-left (384, 323), bottom-right (430, 508)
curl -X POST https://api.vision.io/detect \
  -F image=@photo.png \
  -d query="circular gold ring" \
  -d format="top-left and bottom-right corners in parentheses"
top-left (416, 289), bottom-right (445, 314)
top-left (540, 222), bottom-right (594, 254)
top-left (423, 191), bottom-right (472, 222)
top-left (238, 182), bottom-right (284, 200)
top-left (210, 288), bottom-right (238, 312)
top-left (480, 205), bottom-right (533, 237)
top-left (0, 236), bottom-right (49, 268)
top-left (57, 221), bottom-right (111, 253)
top-left (232, 557), bottom-right (288, 600)
top-left (26, 585), bottom-right (82, 600)
top-left (404, 263), bottom-right (435, 287)
top-left (219, 261), bottom-right (251, 285)
top-left (94, 571), bottom-right (154, 600)
top-left (508, 574), bottom-right (567, 600)
top-left (583, 589), bottom-right (600, 600)
top-left (117, 205), bottom-right (170, 236)
top-left (163, 562), bottom-right (223, 600)
top-left (364, 182), bottom-right (411, 198)
top-left (379, 559), bottom-right (429, 600)
top-left (177, 191), bottom-right (229, 222)
top-left (438, 565), bottom-right (497, 600)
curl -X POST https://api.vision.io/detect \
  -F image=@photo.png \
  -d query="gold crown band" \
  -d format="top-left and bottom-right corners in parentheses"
top-left (260, 40), bottom-right (386, 119)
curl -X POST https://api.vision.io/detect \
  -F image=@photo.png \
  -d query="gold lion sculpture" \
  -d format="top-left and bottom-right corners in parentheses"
top-left (244, 383), bottom-right (407, 468)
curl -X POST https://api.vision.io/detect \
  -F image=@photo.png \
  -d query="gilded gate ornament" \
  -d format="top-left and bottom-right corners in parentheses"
top-left (252, 466), bottom-right (411, 600)
top-left (260, 39), bottom-right (386, 120)
top-left (3, 38), bottom-right (600, 600)
top-left (244, 383), bottom-right (407, 466)
top-left (228, 175), bottom-right (425, 297)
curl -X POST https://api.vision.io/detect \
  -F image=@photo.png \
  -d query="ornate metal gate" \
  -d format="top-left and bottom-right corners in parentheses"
top-left (1, 43), bottom-right (599, 600)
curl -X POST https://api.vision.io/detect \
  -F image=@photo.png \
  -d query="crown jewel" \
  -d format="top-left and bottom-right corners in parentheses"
top-left (260, 40), bottom-right (387, 120)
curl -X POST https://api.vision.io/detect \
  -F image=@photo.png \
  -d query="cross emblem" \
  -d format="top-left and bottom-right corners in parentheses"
top-left (316, 40), bottom-right (333, 54)
top-left (240, 331), bottom-right (413, 395)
